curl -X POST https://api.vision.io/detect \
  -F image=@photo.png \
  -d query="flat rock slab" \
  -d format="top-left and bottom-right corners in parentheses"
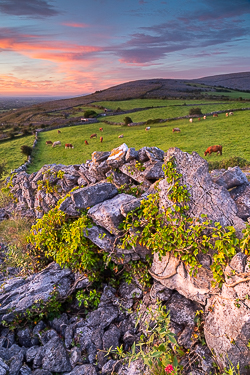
top-left (88, 194), bottom-right (136, 235)
top-left (107, 143), bottom-right (128, 168)
top-left (59, 183), bottom-right (118, 214)
top-left (143, 161), bottom-right (164, 180)
top-left (0, 263), bottom-right (74, 322)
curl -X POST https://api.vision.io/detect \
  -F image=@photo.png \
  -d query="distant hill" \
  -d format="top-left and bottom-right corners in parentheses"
top-left (0, 72), bottom-right (249, 125)
top-left (194, 72), bottom-right (250, 90)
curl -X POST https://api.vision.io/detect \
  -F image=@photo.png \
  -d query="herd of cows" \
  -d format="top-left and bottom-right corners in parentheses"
top-left (44, 111), bottom-right (231, 156)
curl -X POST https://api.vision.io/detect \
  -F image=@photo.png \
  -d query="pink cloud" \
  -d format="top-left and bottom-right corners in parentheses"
top-left (61, 22), bottom-right (89, 28)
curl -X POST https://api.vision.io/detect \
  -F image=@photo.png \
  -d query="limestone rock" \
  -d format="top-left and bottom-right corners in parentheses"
top-left (159, 148), bottom-right (245, 235)
top-left (143, 161), bottom-right (164, 180)
top-left (204, 252), bottom-right (250, 374)
top-left (0, 263), bottom-right (74, 323)
top-left (92, 151), bottom-right (111, 164)
top-left (212, 166), bottom-right (249, 189)
top-left (106, 143), bottom-right (128, 168)
top-left (88, 194), bottom-right (136, 235)
top-left (125, 148), bottom-right (139, 162)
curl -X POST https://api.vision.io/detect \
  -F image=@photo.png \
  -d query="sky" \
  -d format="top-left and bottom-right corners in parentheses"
top-left (0, 0), bottom-right (250, 97)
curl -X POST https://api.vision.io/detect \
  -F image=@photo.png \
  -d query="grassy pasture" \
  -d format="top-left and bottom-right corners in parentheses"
top-left (27, 109), bottom-right (250, 173)
top-left (0, 135), bottom-right (34, 173)
top-left (103, 101), bottom-right (250, 123)
top-left (93, 98), bottom-right (228, 111)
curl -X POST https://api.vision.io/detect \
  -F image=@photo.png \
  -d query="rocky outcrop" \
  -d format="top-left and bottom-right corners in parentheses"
top-left (3, 144), bottom-right (250, 373)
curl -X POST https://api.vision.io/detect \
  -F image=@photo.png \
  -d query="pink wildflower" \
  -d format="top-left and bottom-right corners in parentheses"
top-left (165, 364), bottom-right (174, 374)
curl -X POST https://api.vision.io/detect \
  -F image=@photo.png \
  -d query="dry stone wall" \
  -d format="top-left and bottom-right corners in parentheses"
top-left (3, 144), bottom-right (250, 372)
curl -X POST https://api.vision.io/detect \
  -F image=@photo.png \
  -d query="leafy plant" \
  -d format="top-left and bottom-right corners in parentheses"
top-left (76, 289), bottom-right (101, 312)
top-left (189, 107), bottom-right (203, 116)
top-left (20, 145), bottom-right (32, 159)
top-left (123, 116), bottom-right (133, 125)
top-left (0, 161), bottom-right (7, 180)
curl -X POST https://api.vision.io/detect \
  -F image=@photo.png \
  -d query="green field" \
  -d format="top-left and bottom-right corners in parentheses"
top-left (0, 135), bottom-right (34, 173)
top-left (27, 108), bottom-right (250, 173)
top-left (1, 98), bottom-right (249, 175)
top-left (103, 101), bottom-right (250, 123)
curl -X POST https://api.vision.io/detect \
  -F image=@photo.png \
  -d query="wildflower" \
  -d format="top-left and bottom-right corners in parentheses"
top-left (165, 364), bottom-right (174, 374)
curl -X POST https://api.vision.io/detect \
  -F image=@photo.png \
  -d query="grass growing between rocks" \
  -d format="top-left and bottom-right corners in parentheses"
top-left (27, 108), bottom-right (250, 172)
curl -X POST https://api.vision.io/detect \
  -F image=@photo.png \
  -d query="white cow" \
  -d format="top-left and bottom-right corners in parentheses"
top-left (189, 118), bottom-right (193, 123)
top-left (52, 141), bottom-right (61, 147)
top-left (145, 127), bottom-right (150, 131)
top-left (203, 116), bottom-right (206, 120)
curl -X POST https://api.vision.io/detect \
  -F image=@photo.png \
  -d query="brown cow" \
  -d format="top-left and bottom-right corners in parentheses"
top-left (226, 113), bottom-right (229, 117)
top-left (100, 136), bottom-right (103, 143)
top-left (85, 140), bottom-right (89, 145)
top-left (204, 145), bottom-right (222, 156)
top-left (90, 133), bottom-right (97, 138)
top-left (213, 114), bottom-right (218, 117)
top-left (118, 134), bottom-right (124, 138)
top-left (198, 118), bottom-right (201, 121)
top-left (46, 141), bottom-right (53, 145)
top-left (99, 128), bottom-right (103, 131)
top-left (172, 128), bottom-right (180, 133)
top-left (58, 130), bottom-right (61, 134)
top-left (65, 143), bottom-right (74, 149)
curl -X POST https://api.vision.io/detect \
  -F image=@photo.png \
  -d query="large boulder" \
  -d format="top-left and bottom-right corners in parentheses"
top-left (159, 148), bottom-right (245, 235)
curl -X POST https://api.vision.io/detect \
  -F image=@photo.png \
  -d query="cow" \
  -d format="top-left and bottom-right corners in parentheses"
top-left (172, 128), bottom-right (180, 133)
top-left (90, 133), bottom-right (97, 138)
top-left (58, 130), bottom-right (61, 134)
top-left (118, 134), bottom-right (124, 138)
top-left (203, 116), bottom-right (206, 120)
top-left (65, 143), bottom-right (74, 149)
top-left (145, 127), bottom-right (150, 131)
top-left (198, 118), bottom-right (201, 121)
top-left (189, 118), bottom-right (193, 123)
top-left (229, 112), bottom-right (234, 115)
top-left (100, 136), bottom-right (103, 143)
top-left (226, 113), bottom-right (229, 117)
top-left (46, 141), bottom-right (53, 145)
top-left (85, 140), bottom-right (89, 145)
top-left (204, 145), bottom-right (222, 156)
top-left (99, 128), bottom-right (103, 132)
top-left (213, 114), bottom-right (218, 117)
top-left (52, 141), bottom-right (61, 147)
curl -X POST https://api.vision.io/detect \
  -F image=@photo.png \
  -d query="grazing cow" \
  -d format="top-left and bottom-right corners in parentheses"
top-left (172, 128), bottom-right (180, 133)
top-left (85, 140), bottom-right (89, 145)
top-left (118, 134), bottom-right (124, 138)
top-left (58, 130), bottom-right (61, 134)
top-left (213, 114), bottom-right (218, 117)
top-left (203, 116), bottom-right (206, 120)
top-left (198, 118), bottom-right (201, 121)
top-left (52, 141), bottom-right (61, 147)
top-left (100, 136), bottom-right (103, 143)
top-left (145, 127), bottom-right (150, 131)
top-left (46, 141), bottom-right (53, 145)
top-left (229, 112), bottom-right (234, 115)
top-left (65, 143), bottom-right (74, 149)
top-left (90, 133), bottom-right (97, 139)
top-left (99, 128), bottom-right (103, 132)
top-left (226, 113), bottom-right (229, 117)
top-left (189, 118), bottom-right (193, 123)
top-left (204, 145), bottom-right (222, 156)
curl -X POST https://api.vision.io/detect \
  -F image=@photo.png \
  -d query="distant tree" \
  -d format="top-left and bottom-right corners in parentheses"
top-left (83, 110), bottom-right (97, 118)
top-left (189, 107), bottom-right (203, 116)
top-left (123, 116), bottom-right (133, 125)
top-left (21, 145), bottom-right (32, 160)
top-left (0, 161), bottom-right (7, 180)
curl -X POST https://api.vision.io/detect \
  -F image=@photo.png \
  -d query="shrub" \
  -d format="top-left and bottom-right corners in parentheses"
top-left (189, 107), bottom-right (203, 116)
top-left (83, 110), bottom-right (97, 118)
top-left (123, 116), bottom-right (133, 125)
top-left (20, 145), bottom-right (32, 159)
top-left (146, 118), bottom-right (162, 125)
top-left (7, 132), bottom-right (15, 139)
